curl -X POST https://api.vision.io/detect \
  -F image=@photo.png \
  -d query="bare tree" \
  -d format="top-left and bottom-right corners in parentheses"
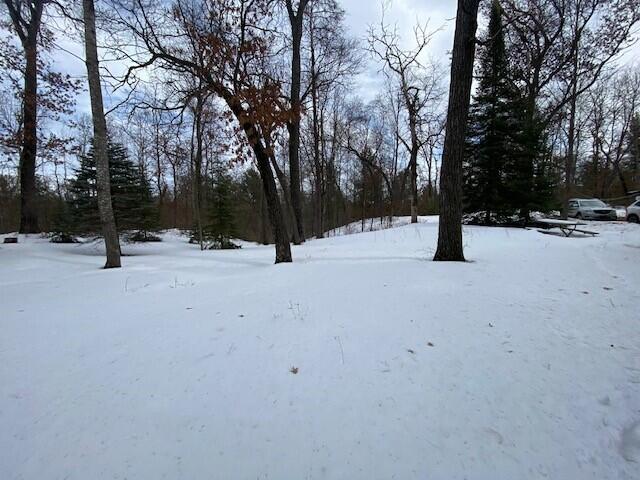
top-left (303, 0), bottom-right (358, 237)
top-left (582, 69), bottom-right (640, 197)
top-left (284, 0), bottom-right (310, 243)
top-left (115, 0), bottom-right (292, 263)
top-left (2, 0), bottom-right (48, 232)
top-left (82, 0), bottom-right (121, 268)
top-left (368, 7), bottom-right (441, 223)
top-left (434, 0), bottom-right (480, 262)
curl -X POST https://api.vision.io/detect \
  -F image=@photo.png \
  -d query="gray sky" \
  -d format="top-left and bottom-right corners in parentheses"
top-left (48, 0), bottom-right (457, 114)
top-left (46, 0), bottom-right (640, 118)
top-left (337, 0), bottom-right (457, 100)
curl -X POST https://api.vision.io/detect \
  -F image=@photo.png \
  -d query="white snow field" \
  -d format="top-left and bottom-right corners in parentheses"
top-left (1, 218), bottom-right (639, 480)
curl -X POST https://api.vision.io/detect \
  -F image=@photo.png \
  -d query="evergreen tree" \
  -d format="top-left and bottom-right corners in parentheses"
top-left (505, 109), bottom-right (554, 216)
top-left (66, 141), bottom-right (160, 239)
top-left (463, 0), bottom-right (554, 222)
top-left (49, 199), bottom-right (79, 243)
top-left (203, 171), bottom-right (239, 249)
top-left (463, 0), bottom-right (521, 223)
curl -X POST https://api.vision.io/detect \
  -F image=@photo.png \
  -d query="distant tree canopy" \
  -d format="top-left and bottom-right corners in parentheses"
top-left (1, 0), bottom-right (639, 248)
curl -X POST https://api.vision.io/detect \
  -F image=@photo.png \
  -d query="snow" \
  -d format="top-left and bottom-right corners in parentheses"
top-left (1, 218), bottom-right (639, 480)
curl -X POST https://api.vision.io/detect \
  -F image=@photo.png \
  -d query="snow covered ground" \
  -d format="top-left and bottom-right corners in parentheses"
top-left (1, 218), bottom-right (639, 480)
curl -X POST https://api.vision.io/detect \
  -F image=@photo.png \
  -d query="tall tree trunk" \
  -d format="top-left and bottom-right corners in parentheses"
top-left (562, 11), bottom-right (581, 219)
top-left (311, 63), bottom-right (323, 238)
top-left (406, 100), bottom-right (419, 224)
top-left (255, 151), bottom-right (292, 263)
top-left (260, 188), bottom-right (269, 245)
top-left (19, 42), bottom-right (39, 233)
top-left (410, 144), bottom-right (418, 223)
top-left (286, 0), bottom-right (310, 243)
top-left (4, 0), bottom-right (47, 234)
top-left (172, 164), bottom-right (178, 228)
top-left (82, 0), bottom-right (121, 268)
top-left (3, 0), bottom-right (46, 233)
top-left (192, 94), bottom-right (204, 250)
top-left (563, 91), bottom-right (577, 219)
top-left (269, 151), bottom-right (300, 244)
top-left (219, 92), bottom-right (292, 263)
top-left (434, 0), bottom-right (479, 262)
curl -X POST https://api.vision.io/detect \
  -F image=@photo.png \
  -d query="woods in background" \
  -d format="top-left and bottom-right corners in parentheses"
top-left (1, 0), bottom-right (639, 262)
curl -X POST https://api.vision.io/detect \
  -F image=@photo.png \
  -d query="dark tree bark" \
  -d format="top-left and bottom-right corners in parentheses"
top-left (19, 40), bottom-right (39, 233)
top-left (285, 0), bottom-right (310, 243)
top-left (434, 0), bottom-right (480, 262)
top-left (221, 96), bottom-right (292, 263)
top-left (562, 5), bottom-right (581, 219)
top-left (309, 26), bottom-right (323, 238)
top-left (254, 147), bottom-right (292, 263)
top-left (191, 92), bottom-right (205, 250)
top-left (268, 151), bottom-right (300, 244)
top-left (410, 141), bottom-right (418, 223)
top-left (3, 0), bottom-right (46, 233)
top-left (82, 0), bottom-right (121, 268)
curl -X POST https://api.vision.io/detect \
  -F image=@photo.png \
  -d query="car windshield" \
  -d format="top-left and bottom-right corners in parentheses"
top-left (580, 200), bottom-right (606, 207)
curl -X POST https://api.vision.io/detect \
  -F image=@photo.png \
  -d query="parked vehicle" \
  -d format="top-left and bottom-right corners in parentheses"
top-left (614, 206), bottom-right (628, 220)
top-left (567, 198), bottom-right (617, 220)
top-left (627, 200), bottom-right (640, 223)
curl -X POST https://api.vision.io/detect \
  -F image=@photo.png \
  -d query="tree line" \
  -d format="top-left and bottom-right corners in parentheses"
top-left (1, 0), bottom-right (639, 267)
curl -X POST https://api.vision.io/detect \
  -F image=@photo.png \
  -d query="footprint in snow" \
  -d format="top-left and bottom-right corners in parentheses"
top-left (484, 427), bottom-right (504, 445)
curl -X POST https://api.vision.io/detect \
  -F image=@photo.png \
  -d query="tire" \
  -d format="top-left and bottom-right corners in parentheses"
top-left (576, 212), bottom-right (583, 220)
top-left (628, 214), bottom-right (639, 223)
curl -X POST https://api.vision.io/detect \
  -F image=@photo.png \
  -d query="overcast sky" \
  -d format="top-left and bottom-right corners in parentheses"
top-left (47, 0), bottom-right (639, 117)
top-left (339, 0), bottom-right (457, 101)
top-left (48, 0), bottom-right (457, 115)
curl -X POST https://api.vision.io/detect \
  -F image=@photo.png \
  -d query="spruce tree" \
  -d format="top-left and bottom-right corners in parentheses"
top-left (203, 171), bottom-right (239, 249)
top-left (66, 141), bottom-right (159, 239)
top-left (463, 0), bottom-right (520, 223)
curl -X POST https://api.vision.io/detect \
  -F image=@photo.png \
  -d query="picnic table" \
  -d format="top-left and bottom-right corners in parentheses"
top-left (536, 218), bottom-right (599, 237)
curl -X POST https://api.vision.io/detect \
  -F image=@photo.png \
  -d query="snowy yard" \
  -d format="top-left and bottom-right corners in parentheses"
top-left (1, 218), bottom-right (639, 480)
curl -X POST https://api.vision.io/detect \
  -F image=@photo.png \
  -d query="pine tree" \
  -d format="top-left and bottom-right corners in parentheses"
top-left (49, 200), bottom-right (79, 243)
top-left (203, 171), bottom-right (239, 249)
top-left (66, 140), bottom-right (160, 239)
top-left (463, 0), bottom-right (521, 223)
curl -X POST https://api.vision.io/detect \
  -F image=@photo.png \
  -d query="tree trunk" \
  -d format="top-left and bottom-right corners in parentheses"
top-left (406, 99), bottom-right (419, 224)
top-left (286, 0), bottom-right (309, 244)
top-left (19, 39), bottom-right (39, 233)
top-left (172, 164), bottom-right (178, 228)
top-left (83, 0), bottom-right (121, 268)
top-left (190, 92), bottom-right (205, 250)
top-left (269, 153), bottom-right (301, 244)
top-left (562, 14), bottom-right (581, 219)
top-left (410, 145), bottom-right (418, 223)
top-left (4, 0), bottom-right (46, 233)
top-left (219, 90), bottom-right (292, 263)
top-left (260, 188), bottom-right (269, 245)
top-left (255, 150), bottom-right (292, 263)
top-left (563, 93), bottom-right (577, 219)
top-left (434, 0), bottom-right (479, 262)
top-left (311, 60), bottom-right (323, 238)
